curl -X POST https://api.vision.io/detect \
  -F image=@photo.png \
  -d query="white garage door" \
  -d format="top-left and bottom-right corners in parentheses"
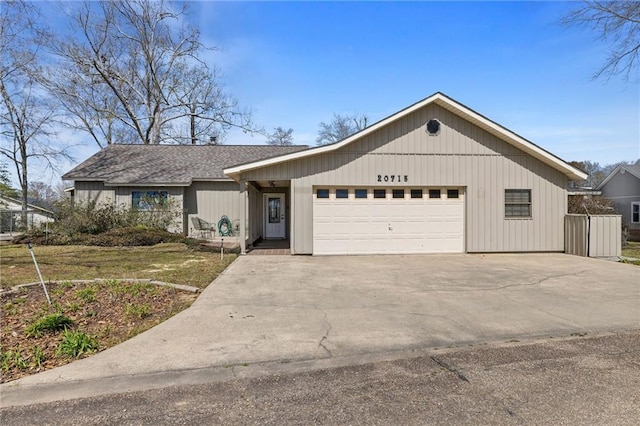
top-left (313, 187), bottom-right (464, 255)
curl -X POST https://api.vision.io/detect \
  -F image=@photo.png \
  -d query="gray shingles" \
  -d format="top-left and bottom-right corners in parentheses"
top-left (62, 145), bottom-right (309, 184)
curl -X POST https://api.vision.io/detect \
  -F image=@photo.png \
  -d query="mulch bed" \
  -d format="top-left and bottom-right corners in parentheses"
top-left (1, 280), bottom-right (198, 383)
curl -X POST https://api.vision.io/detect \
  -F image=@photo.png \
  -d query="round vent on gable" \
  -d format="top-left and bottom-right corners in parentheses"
top-left (426, 119), bottom-right (441, 136)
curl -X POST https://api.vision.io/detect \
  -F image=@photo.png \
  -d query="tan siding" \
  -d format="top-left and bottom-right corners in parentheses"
top-left (73, 182), bottom-right (185, 233)
top-left (113, 186), bottom-right (184, 233)
top-left (240, 104), bottom-right (568, 254)
top-left (73, 182), bottom-right (115, 205)
top-left (291, 179), bottom-right (313, 254)
top-left (589, 215), bottom-right (622, 257)
top-left (184, 181), bottom-right (241, 237)
top-left (566, 214), bottom-right (621, 257)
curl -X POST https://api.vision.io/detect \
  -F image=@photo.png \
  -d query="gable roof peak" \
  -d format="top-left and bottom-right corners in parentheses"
top-left (225, 92), bottom-right (588, 181)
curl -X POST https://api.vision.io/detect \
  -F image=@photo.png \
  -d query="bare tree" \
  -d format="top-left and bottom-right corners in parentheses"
top-left (28, 181), bottom-right (59, 205)
top-left (47, 0), bottom-right (256, 147)
top-left (316, 113), bottom-right (368, 146)
top-left (266, 127), bottom-right (294, 146)
top-left (166, 63), bottom-right (256, 144)
top-left (0, 0), bottom-right (70, 227)
top-left (562, 1), bottom-right (640, 81)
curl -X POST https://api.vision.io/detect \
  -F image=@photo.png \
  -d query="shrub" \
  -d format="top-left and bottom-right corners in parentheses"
top-left (56, 330), bottom-right (98, 358)
top-left (51, 198), bottom-right (183, 237)
top-left (13, 226), bottom-right (188, 247)
top-left (25, 313), bottom-right (73, 337)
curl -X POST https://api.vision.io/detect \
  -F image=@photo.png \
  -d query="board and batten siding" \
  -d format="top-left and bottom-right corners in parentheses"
top-left (72, 183), bottom-right (185, 233)
top-left (73, 181), bottom-right (116, 206)
top-left (114, 186), bottom-right (184, 233)
top-left (183, 181), bottom-right (242, 236)
top-left (240, 103), bottom-right (568, 254)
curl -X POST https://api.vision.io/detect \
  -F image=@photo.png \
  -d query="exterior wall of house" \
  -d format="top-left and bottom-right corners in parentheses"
top-left (114, 186), bottom-right (184, 233)
top-left (73, 181), bottom-right (116, 205)
top-left (73, 182), bottom-right (185, 233)
top-left (599, 171), bottom-right (640, 230)
top-left (240, 103), bottom-right (568, 254)
top-left (183, 181), bottom-right (242, 237)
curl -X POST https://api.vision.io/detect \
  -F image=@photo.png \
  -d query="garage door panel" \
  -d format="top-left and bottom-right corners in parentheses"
top-left (313, 188), bottom-right (464, 255)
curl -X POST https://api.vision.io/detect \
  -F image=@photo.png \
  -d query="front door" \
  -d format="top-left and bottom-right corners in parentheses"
top-left (264, 193), bottom-right (286, 239)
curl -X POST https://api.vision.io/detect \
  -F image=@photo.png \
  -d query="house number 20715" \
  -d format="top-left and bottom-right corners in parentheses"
top-left (377, 175), bottom-right (408, 183)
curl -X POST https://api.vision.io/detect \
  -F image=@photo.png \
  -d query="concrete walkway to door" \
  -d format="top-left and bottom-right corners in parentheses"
top-left (2, 253), bottom-right (639, 407)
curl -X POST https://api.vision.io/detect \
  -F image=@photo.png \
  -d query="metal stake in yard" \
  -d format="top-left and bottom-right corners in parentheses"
top-left (27, 242), bottom-right (51, 305)
top-left (220, 237), bottom-right (224, 260)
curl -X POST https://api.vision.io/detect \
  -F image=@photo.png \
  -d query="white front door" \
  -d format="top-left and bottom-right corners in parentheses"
top-left (264, 193), bottom-right (286, 239)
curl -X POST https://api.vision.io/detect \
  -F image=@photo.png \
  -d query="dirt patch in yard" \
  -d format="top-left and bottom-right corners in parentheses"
top-left (1, 280), bottom-right (198, 383)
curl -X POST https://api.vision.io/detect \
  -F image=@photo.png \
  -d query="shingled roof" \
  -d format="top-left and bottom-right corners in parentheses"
top-left (62, 144), bottom-right (309, 185)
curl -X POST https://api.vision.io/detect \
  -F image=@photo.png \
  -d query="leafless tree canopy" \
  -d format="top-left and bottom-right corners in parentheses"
top-left (562, 1), bottom-right (640, 81)
top-left (316, 113), bottom-right (368, 146)
top-left (266, 127), bottom-right (294, 146)
top-left (47, 0), bottom-right (256, 147)
top-left (0, 0), bottom-right (70, 224)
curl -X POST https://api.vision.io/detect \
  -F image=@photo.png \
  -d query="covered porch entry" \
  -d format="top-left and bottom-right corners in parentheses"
top-left (241, 179), bottom-right (292, 254)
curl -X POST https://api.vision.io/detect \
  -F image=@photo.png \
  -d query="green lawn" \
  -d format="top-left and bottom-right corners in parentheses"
top-left (0, 243), bottom-right (236, 289)
top-left (622, 241), bottom-right (640, 259)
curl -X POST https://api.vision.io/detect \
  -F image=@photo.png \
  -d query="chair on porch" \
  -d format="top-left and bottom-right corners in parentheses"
top-left (190, 217), bottom-right (215, 239)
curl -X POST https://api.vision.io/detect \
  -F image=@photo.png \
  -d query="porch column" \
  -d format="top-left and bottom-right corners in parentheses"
top-left (239, 180), bottom-right (247, 254)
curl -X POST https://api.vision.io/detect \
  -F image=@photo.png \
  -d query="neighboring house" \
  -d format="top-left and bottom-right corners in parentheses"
top-left (0, 194), bottom-right (55, 232)
top-left (596, 163), bottom-right (640, 241)
top-left (64, 92), bottom-right (587, 255)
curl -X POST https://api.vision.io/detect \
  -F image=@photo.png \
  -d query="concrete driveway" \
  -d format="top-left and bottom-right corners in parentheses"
top-left (3, 253), bottom-right (639, 406)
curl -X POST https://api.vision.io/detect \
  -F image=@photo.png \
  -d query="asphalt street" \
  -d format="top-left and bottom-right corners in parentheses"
top-left (2, 331), bottom-right (639, 425)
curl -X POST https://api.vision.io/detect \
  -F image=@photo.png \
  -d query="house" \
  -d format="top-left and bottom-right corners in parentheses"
top-left (596, 163), bottom-right (640, 241)
top-left (64, 92), bottom-right (587, 255)
top-left (0, 194), bottom-right (55, 232)
top-left (62, 145), bottom-right (309, 235)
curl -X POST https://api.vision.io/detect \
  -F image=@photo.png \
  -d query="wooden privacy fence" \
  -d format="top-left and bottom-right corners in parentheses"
top-left (565, 214), bottom-right (621, 257)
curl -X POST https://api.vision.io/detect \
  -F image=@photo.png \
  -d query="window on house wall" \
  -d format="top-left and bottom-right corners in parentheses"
top-left (132, 191), bottom-right (168, 210)
top-left (632, 202), bottom-right (640, 223)
top-left (505, 189), bottom-right (532, 218)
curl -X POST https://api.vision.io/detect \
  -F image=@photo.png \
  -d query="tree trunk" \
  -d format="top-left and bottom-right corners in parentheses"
top-left (20, 153), bottom-right (28, 230)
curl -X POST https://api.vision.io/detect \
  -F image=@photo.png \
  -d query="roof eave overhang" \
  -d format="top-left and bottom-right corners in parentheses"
top-left (65, 178), bottom-right (233, 186)
top-left (224, 92), bottom-right (588, 182)
top-left (103, 182), bottom-right (190, 187)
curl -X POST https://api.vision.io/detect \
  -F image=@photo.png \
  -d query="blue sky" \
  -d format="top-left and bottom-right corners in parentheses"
top-left (192, 1), bottom-right (638, 165)
top-left (16, 1), bottom-right (640, 186)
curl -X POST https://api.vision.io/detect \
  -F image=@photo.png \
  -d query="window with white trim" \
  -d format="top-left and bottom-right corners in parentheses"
top-left (505, 189), bottom-right (531, 218)
top-left (632, 202), bottom-right (640, 224)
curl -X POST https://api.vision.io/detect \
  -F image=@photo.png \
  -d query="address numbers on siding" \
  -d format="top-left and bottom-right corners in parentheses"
top-left (377, 175), bottom-right (408, 183)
